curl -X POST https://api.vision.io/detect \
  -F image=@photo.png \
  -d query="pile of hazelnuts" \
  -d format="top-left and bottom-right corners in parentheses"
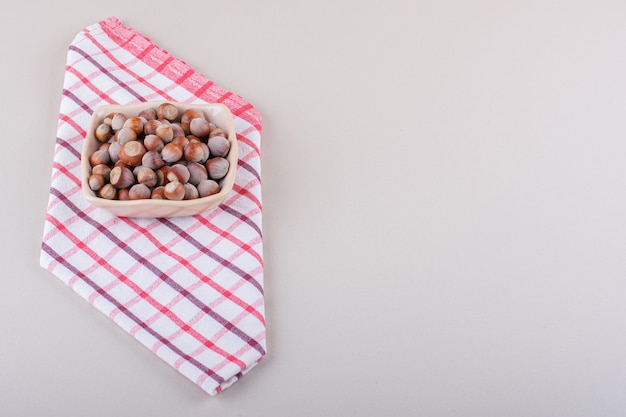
top-left (87, 103), bottom-right (232, 201)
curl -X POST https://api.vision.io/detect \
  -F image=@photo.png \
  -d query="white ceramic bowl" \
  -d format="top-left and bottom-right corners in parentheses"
top-left (81, 101), bottom-right (238, 218)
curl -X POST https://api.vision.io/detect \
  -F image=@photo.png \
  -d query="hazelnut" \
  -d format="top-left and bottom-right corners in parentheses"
top-left (117, 188), bottom-right (131, 200)
top-left (157, 103), bottom-right (179, 121)
top-left (136, 166), bottom-right (158, 187)
top-left (138, 108), bottom-right (157, 121)
top-left (171, 123), bottom-right (185, 138)
top-left (113, 158), bottom-right (129, 168)
top-left (95, 123), bottom-right (112, 142)
top-left (206, 157), bottom-right (229, 180)
top-left (88, 174), bottom-right (105, 191)
top-left (144, 134), bottom-right (164, 152)
top-left (181, 108), bottom-right (204, 125)
top-left (183, 183), bottom-right (199, 200)
top-left (151, 186), bottom-right (166, 199)
top-left (164, 181), bottom-right (185, 200)
top-left (183, 141), bottom-right (208, 163)
top-left (180, 121), bottom-right (191, 135)
top-left (128, 183), bottom-right (151, 200)
top-left (123, 117), bottom-right (144, 135)
top-left (209, 125), bottom-right (226, 138)
top-left (92, 164), bottom-right (111, 181)
top-left (186, 162), bottom-right (208, 185)
top-left (171, 135), bottom-right (190, 149)
top-left (116, 127), bottom-right (138, 145)
top-left (98, 183), bottom-right (117, 200)
top-left (111, 113), bottom-right (128, 131)
top-left (161, 143), bottom-right (183, 163)
top-left (197, 179), bottom-right (220, 197)
top-left (99, 142), bottom-right (111, 152)
top-left (189, 118), bottom-right (211, 137)
top-left (89, 149), bottom-right (111, 167)
top-left (102, 113), bottom-right (115, 126)
top-left (156, 166), bottom-right (169, 186)
top-left (108, 141), bottom-right (121, 164)
top-left (166, 164), bottom-right (190, 183)
top-left (142, 150), bottom-right (165, 170)
top-left (119, 141), bottom-right (147, 166)
top-left (155, 124), bottom-right (174, 143)
top-left (144, 119), bottom-right (161, 135)
top-left (109, 165), bottom-right (135, 189)
top-left (207, 136), bottom-right (230, 157)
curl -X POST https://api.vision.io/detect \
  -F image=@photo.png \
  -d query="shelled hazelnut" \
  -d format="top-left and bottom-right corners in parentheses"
top-left (87, 103), bottom-right (232, 201)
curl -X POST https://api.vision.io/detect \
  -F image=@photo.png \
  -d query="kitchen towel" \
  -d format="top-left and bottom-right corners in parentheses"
top-left (40, 16), bottom-right (266, 395)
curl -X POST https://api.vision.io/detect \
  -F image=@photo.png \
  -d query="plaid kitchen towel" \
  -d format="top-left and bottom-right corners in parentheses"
top-left (39, 17), bottom-right (266, 395)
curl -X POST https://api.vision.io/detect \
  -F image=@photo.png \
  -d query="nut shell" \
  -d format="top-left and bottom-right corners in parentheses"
top-left (197, 179), bottom-right (220, 197)
top-left (208, 125), bottom-right (226, 138)
top-left (144, 134), bottom-right (164, 152)
top-left (89, 149), bottom-right (111, 167)
top-left (91, 164), bottom-right (111, 181)
top-left (129, 183), bottom-right (151, 200)
top-left (181, 108), bottom-right (205, 124)
top-left (157, 103), bottom-right (179, 121)
top-left (88, 174), bottom-right (105, 191)
top-left (183, 183), bottom-right (200, 200)
top-left (123, 117), bottom-right (144, 135)
top-left (171, 136), bottom-right (189, 149)
top-left (141, 150), bottom-right (165, 170)
top-left (116, 127), bottom-right (137, 145)
top-left (164, 181), bottom-right (185, 200)
top-left (183, 141), bottom-right (207, 163)
top-left (206, 157), bottom-right (229, 180)
top-left (108, 142), bottom-right (122, 164)
top-left (98, 183), bottom-right (117, 200)
top-left (186, 162), bottom-right (208, 185)
top-left (111, 113), bottom-right (128, 131)
top-left (136, 166), bottom-right (158, 187)
top-left (137, 108), bottom-right (157, 121)
top-left (189, 118), bottom-right (211, 137)
top-left (207, 136), bottom-right (230, 157)
top-left (171, 123), bottom-right (185, 138)
top-left (95, 123), bottom-right (112, 142)
top-left (117, 188), bottom-right (131, 200)
top-left (166, 164), bottom-right (190, 184)
top-left (155, 124), bottom-right (174, 143)
top-left (151, 186), bottom-right (166, 199)
top-left (161, 143), bottom-right (183, 163)
top-left (144, 119), bottom-right (161, 135)
top-left (109, 165), bottom-right (135, 189)
top-left (119, 141), bottom-right (147, 166)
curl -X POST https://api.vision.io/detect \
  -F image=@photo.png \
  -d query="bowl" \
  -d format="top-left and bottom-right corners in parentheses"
top-left (81, 101), bottom-right (238, 218)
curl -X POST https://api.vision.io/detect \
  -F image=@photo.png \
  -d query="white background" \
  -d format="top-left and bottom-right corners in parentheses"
top-left (2, 1), bottom-right (626, 416)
